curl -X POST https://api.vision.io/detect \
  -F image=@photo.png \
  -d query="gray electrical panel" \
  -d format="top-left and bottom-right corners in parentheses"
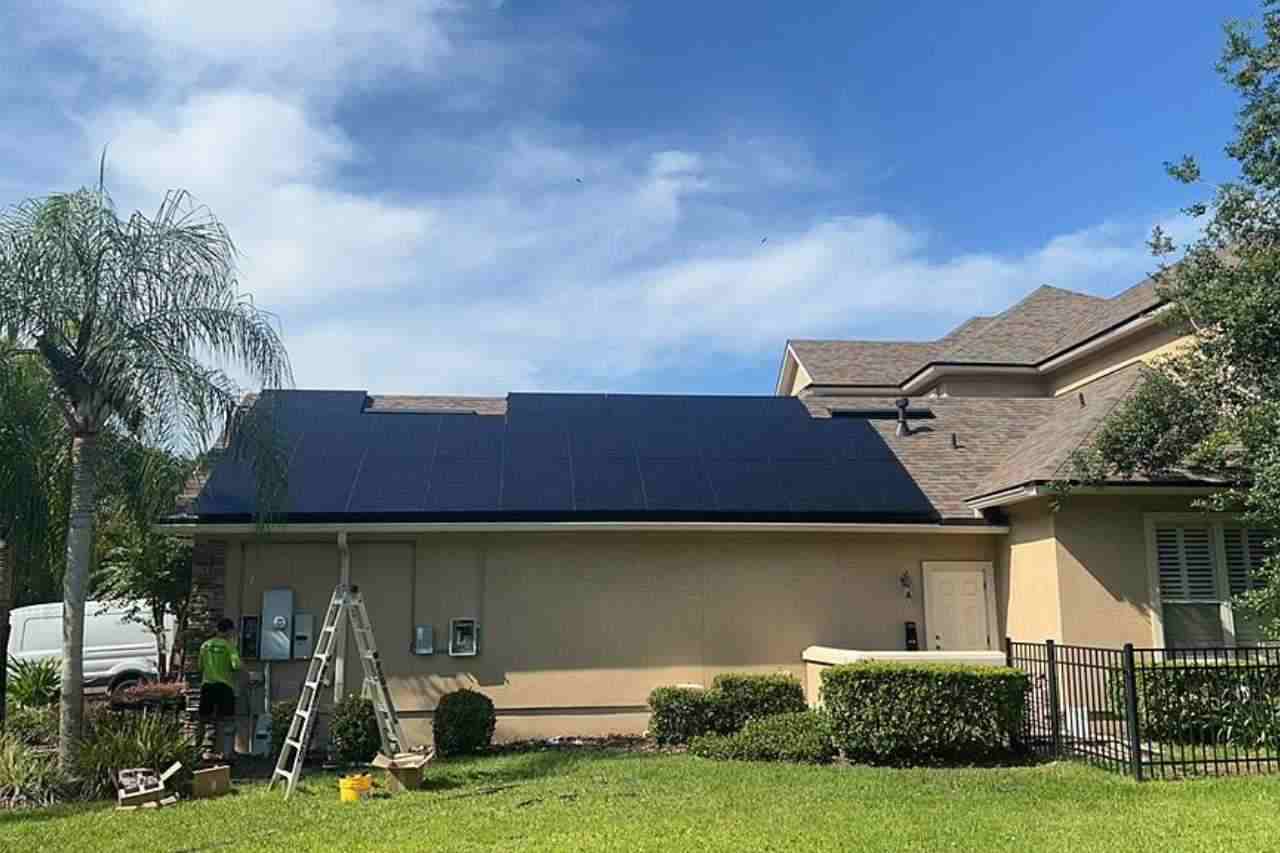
top-left (293, 612), bottom-right (315, 660)
top-left (414, 624), bottom-right (433, 655)
top-left (261, 588), bottom-right (294, 661)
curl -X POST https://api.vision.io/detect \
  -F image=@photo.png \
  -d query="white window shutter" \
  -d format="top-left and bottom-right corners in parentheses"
top-left (1182, 528), bottom-right (1217, 598)
top-left (1156, 527), bottom-right (1186, 598)
top-left (1224, 528), bottom-right (1251, 597)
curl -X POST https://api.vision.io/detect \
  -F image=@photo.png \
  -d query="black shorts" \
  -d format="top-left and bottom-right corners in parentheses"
top-left (198, 682), bottom-right (236, 720)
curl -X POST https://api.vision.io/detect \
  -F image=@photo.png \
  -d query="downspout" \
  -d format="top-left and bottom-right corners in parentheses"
top-left (334, 530), bottom-right (350, 701)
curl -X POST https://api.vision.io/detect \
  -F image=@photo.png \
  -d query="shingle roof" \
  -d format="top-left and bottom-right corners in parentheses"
top-left (803, 395), bottom-right (1059, 518)
top-left (367, 394), bottom-right (507, 415)
top-left (788, 340), bottom-right (946, 387)
top-left (790, 279), bottom-right (1165, 388)
top-left (967, 364), bottom-right (1146, 500)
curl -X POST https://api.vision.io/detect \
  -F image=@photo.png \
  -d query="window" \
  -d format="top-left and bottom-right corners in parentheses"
top-left (1152, 522), bottom-right (1274, 648)
top-left (21, 617), bottom-right (60, 653)
top-left (1224, 527), bottom-right (1271, 644)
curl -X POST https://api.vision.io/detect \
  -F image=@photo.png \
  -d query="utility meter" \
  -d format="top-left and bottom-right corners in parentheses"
top-left (261, 589), bottom-right (294, 661)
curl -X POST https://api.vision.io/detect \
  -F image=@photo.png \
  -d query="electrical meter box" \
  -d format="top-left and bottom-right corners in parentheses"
top-left (449, 618), bottom-right (478, 656)
top-left (413, 624), bottom-right (433, 655)
top-left (293, 612), bottom-right (315, 660)
top-left (261, 588), bottom-right (294, 661)
top-left (239, 615), bottom-right (260, 659)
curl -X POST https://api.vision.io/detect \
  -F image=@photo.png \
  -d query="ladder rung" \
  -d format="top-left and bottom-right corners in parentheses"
top-left (286, 738), bottom-right (303, 749)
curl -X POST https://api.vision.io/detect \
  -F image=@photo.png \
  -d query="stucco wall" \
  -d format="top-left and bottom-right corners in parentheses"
top-left (929, 375), bottom-right (1049, 398)
top-left (1048, 323), bottom-right (1189, 396)
top-left (998, 494), bottom-right (1205, 649)
top-left (212, 529), bottom-right (995, 742)
top-left (999, 501), bottom-right (1062, 643)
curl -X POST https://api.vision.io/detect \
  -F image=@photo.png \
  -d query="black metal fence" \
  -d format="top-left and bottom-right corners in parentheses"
top-left (1007, 639), bottom-right (1280, 780)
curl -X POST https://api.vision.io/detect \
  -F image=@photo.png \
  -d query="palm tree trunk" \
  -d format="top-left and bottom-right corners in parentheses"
top-left (59, 432), bottom-right (98, 768)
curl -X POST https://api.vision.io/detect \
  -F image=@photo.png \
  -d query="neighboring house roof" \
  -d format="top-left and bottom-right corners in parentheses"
top-left (182, 390), bottom-right (940, 524)
top-left (789, 280), bottom-right (1165, 388)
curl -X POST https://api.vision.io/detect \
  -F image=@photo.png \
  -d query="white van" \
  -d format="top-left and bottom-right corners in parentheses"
top-left (7, 600), bottom-right (173, 696)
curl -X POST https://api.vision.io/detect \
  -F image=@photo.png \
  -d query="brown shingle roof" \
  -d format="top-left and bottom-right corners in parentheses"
top-left (788, 340), bottom-right (946, 387)
top-left (803, 394), bottom-right (1060, 519)
top-left (942, 286), bottom-right (1105, 364)
top-left (790, 279), bottom-right (1166, 389)
top-left (968, 363), bottom-right (1146, 499)
top-left (366, 394), bottom-right (507, 415)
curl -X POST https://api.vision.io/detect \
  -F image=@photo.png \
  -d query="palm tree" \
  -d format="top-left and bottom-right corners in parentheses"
top-left (0, 177), bottom-right (291, 766)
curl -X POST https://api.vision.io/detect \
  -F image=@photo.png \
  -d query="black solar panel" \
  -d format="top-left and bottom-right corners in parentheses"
top-left (191, 390), bottom-right (937, 522)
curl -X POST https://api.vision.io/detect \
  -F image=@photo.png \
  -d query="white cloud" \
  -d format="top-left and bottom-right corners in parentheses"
top-left (58, 0), bottom-right (460, 87)
top-left (11, 0), bottom-right (1176, 397)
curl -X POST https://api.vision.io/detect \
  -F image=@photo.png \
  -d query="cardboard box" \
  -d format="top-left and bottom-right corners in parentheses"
top-left (192, 765), bottom-right (232, 799)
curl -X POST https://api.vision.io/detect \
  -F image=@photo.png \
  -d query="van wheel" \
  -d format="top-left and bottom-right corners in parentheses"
top-left (109, 673), bottom-right (147, 699)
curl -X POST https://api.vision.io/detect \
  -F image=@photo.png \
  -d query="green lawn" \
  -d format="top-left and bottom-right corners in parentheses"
top-left (4, 752), bottom-right (1280, 852)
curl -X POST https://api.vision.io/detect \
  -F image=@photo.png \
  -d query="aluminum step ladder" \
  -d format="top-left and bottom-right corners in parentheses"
top-left (269, 584), bottom-right (408, 798)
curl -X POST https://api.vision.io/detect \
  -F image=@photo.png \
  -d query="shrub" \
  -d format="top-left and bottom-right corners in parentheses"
top-left (649, 674), bottom-right (808, 744)
top-left (433, 689), bottom-right (496, 756)
top-left (0, 734), bottom-right (71, 806)
top-left (710, 673), bottom-right (807, 733)
top-left (1115, 660), bottom-right (1280, 747)
top-left (821, 662), bottom-right (1029, 766)
top-left (331, 695), bottom-right (382, 765)
top-left (6, 657), bottom-right (61, 708)
top-left (74, 710), bottom-right (198, 799)
top-left (270, 700), bottom-right (296, 758)
top-left (4, 704), bottom-right (59, 747)
top-left (648, 686), bottom-right (718, 744)
top-left (690, 710), bottom-right (834, 764)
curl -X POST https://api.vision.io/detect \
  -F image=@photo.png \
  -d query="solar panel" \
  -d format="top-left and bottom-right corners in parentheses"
top-left (192, 390), bottom-right (939, 521)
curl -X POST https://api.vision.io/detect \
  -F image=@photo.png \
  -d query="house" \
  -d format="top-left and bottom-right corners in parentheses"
top-left (163, 275), bottom-right (1264, 744)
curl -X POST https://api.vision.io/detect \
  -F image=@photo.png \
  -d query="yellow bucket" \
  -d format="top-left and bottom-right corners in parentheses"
top-left (339, 774), bottom-right (372, 802)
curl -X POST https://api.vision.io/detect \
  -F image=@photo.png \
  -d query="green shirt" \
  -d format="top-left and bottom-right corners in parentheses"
top-left (199, 637), bottom-right (241, 689)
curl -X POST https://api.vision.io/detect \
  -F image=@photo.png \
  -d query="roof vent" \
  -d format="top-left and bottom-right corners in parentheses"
top-left (1078, 391), bottom-right (1087, 408)
top-left (951, 432), bottom-right (961, 449)
top-left (895, 397), bottom-right (911, 437)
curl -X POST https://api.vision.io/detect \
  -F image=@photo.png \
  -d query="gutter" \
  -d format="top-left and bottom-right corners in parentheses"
top-left (156, 520), bottom-right (1009, 536)
top-left (964, 481), bottom-right (1222, 513)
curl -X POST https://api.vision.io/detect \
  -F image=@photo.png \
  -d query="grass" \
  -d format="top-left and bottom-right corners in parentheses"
top-left (4, 751), bottom-right (1280, 852)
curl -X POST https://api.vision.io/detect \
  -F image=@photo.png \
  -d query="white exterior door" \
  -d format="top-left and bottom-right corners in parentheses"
top-left (923, 562), bottom-right (996, 651)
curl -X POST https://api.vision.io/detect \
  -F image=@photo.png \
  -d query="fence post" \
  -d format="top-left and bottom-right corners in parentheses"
top-left (1005, 636), bottom-right (1013, 668)
top-left (1121, 643), bottom-right (1144, 782)
top-left (1045, 639), bottom-right (1062, 758)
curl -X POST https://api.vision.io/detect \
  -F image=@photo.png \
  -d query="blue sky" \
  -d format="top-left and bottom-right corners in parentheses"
top-left (0, 0), bottom-right (1260, 395)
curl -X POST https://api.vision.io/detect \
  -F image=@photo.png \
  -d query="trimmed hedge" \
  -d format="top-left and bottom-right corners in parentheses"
top-left (710, 673), bottom-right (807, 733)
top-left (433, 689), bottom-right (496, 756)
top-left (1115, 660), bottom-right (1280, 747)
top-left (820, 662), bottom-right (1029, 766)
top-left (648, 673), bottom-right (807, 744)
top-left (648, 686), bottom-right (718, 744)
top-left (689, 710), bottom-right (834, 764)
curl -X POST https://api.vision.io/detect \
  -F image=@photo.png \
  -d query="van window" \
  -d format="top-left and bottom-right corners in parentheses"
top-left (85, 611), bottom-right (152, 647)
top-left (21, 617), bottom-right (61, 652)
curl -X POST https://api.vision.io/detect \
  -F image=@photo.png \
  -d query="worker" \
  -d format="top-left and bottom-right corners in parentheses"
top-left (196, 617), bottom-right (241, 761)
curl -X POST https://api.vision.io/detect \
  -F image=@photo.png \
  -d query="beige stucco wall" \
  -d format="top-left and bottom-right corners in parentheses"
top-left (928, 375), bottom-right (1049, 398)
top-left (1048, 323), bottom-right (1189, 396)
top-left (998, 494), bottom-right (1205, 649)
top-left (998, 501), bottom-right (1062, 643)
top-left (213, 529), bottom-right (995, 742)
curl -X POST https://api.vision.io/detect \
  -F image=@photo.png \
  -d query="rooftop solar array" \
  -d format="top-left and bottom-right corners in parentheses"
top-left (191, 390), bottom-right (938, 523)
